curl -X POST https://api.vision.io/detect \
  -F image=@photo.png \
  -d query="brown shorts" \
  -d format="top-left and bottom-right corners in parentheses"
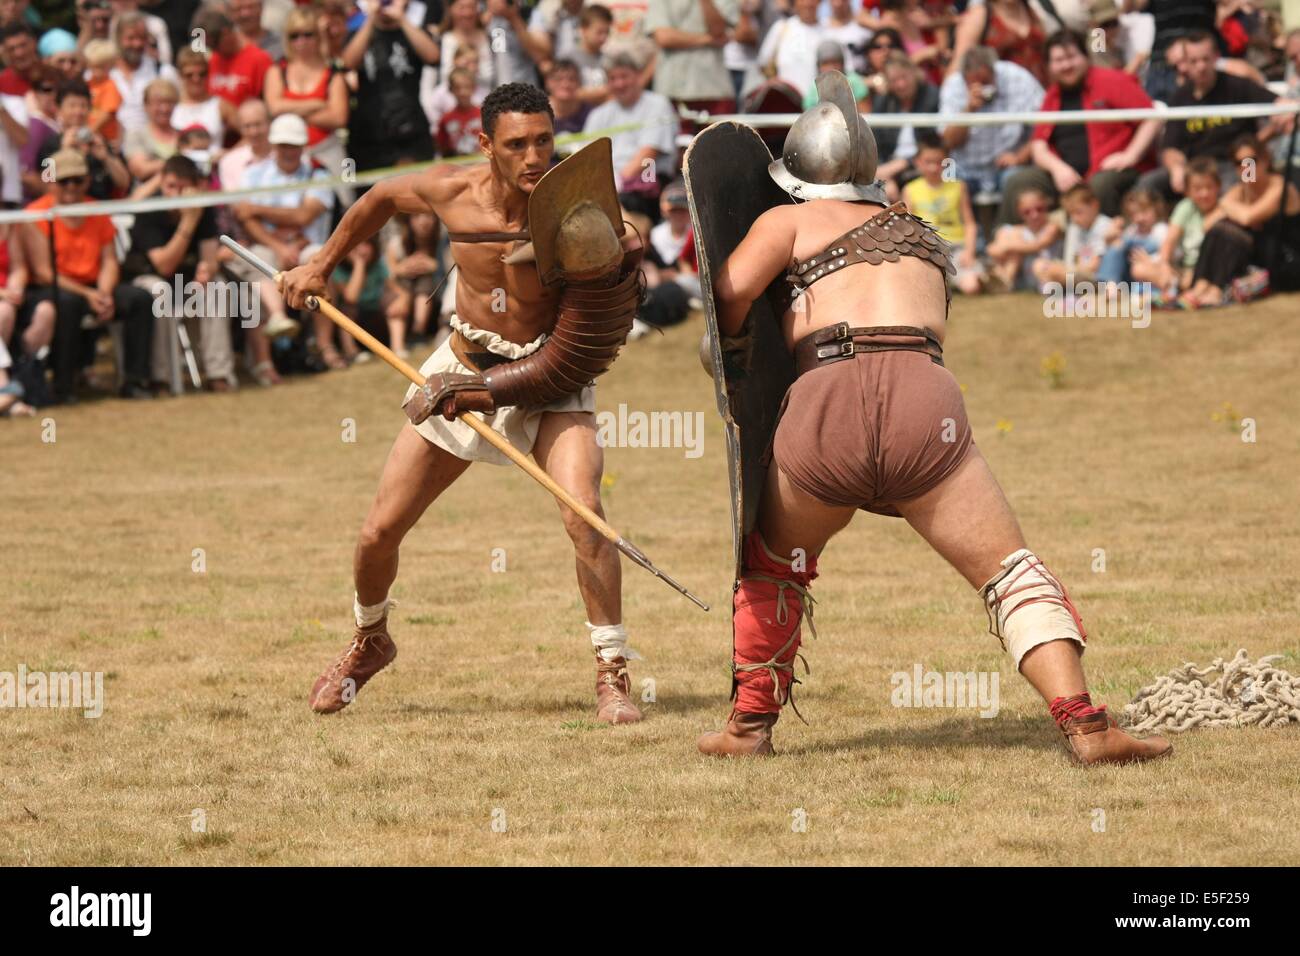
top-left (771, 338), bottom-right (973, 517)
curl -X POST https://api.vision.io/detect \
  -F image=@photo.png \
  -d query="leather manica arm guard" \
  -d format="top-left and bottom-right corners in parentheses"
top-left (404, 207), bottom-right (644, 424)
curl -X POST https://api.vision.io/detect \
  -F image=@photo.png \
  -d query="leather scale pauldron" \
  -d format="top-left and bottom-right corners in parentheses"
top-left (785, 201), bottom-right (955, 296)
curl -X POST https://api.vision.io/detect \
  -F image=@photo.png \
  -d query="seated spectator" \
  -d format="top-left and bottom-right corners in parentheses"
top-left (110, 11), bottom-right (178, 135)
top-left (570, 4), bottom-right (613, 104)
top-left (33, 79), bottom-right (131, 200)
top-left (1032, 182), bottom-right (1113, 286)
top-left (0, 219), bottom-right (54, 414)
top-left (427, 43), bottom-right (491, 133)
top-left (232, 0), bottom-right (282, 62)
top-left (123, 154), bottom-right (237, 392)
top-left (176, 124), bottom-right (216, 184)
top-left (196, 6), bottom-right (271, 110)
top-left (645, 0), bottom-right (736, 121)
top-left (1090, 0), bottom-right (1154, 79)
top-left (950, 0), bottom-right (1047, 85)
top-left (986, 185), bottom-right (1062, 291)
top-left (172, 49), bottom-right (235, 147)
top-left (802, 41), bottom-right (870, 110)
top-left (938, 45), bottom-right (1044, 210)
top-left (436, 68), bottom-right (483, 158)
top-left (28, 149), bottom-right (154, 402)
top-left (330, 235), bottom-right (403, 361)
top-left (263, 5), bottom-right (349, 170)
top-left (344, 0), bottom-right (439, 172)
top-left (757, 0), bottom-right (827, 95)
top-left (527, 0), bottom-right (586, 68)
top-left (37, 28), bottom-right (82, 76)
top-left (484, 0), bottom-right (546, 87)
top-left (18, 63), bottom-right (56, 199)
top-left (217, 98), bottom-right (272, 192)
top-left (0, 22), bottom-right (40, 94)
top-left (1096, 187), bottom-right (1168, 287)
top-left (825, 0), bottom-right (871, 73)
top-left (902, 138), bottom-right (982, 294)
top-left (1004, 29), bottom-right (1160, 222)
top-left (440, 0), bottom-right (494, 90)
top-left (1139, 31), bottom-right (1277, 203)
top-left (583, 52), bottom-right (679, 223)
top-left (644, 180), bottom-right (699, 300)
top-left (0, 66), bottom-right (27, 208)
top-left (547, 59), bottom-right (592, 142)
top-left (123, 77), bottom-right (179, 183)
top-left (877, 0), bottom-right (948, 84)
top-left (1271, 28), bottom-right (1300, 178)
top-left (861, 28), bottom-right (904, 98)
top-left (74, 0), bottom-right (113, 51)
top-left (112, 0), bottom-right (173, 66)
top-left (317, 0), bottom-right (351, 66)
top-left (229, 114), bottom-right (334, 386)
top-left (871, 51), bottom-right (940, 197)
top-left (1130, 157), bottom-right (1221, 301)
top-left (1181, 136), bottom-right (1300, 307)
top-left (384, 211), bottom-right (442, 359)
top-left (84, 40), bottom-right (123, 146)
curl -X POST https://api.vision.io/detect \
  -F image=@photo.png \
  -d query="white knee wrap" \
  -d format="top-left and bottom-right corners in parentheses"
top-left (979, 549), bottom-right (1087, 668)
top-left (586, 621), bottom-right (641, 663)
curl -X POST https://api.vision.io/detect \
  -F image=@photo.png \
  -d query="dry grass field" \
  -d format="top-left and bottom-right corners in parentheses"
top-left (2, 293), bottom-right (1298, 866)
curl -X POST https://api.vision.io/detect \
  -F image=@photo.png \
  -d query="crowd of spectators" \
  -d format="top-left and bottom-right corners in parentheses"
top-left (1, 0), bottom-right (1299, 417)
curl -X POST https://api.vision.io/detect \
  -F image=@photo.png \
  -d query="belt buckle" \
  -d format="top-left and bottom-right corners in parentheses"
top-left (838, 340), bottom-right (854, 357)
top-left (833, 323), bottom-right (850, 341)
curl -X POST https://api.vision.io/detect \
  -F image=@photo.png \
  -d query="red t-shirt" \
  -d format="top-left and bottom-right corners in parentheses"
top-left (437, 105), bottom-right (483, 158)
top-left (0, 67), bottom-right (31, 95)
top-left (1032, 66), bottom-right (1156, 179)
top-left (209, 42), bottom-right (273, 106)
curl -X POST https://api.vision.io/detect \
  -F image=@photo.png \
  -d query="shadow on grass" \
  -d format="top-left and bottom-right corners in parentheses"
top-left (786, 714), bottom-right (1060, 756)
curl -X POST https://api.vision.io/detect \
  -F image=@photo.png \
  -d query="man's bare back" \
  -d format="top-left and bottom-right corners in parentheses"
top-left (716, 198), bottom-right (950, 350)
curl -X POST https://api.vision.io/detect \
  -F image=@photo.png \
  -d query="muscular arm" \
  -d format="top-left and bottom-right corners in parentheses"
top-left (279, 166), bottom-right (457, 307)
top-left (714, 207), bottom-right (794, 336)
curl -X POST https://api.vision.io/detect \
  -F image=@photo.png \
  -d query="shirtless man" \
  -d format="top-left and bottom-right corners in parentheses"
top-left (278, 84), bottom-right (646, 724)
top-left (695, 74), bottom-right (1173, 765)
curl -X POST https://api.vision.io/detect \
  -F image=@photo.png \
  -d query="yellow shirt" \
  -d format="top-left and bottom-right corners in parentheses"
top-left (903, 177), bottom-right (965, 246)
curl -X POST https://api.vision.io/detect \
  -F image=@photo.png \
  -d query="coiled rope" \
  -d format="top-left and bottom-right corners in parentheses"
top-left (1122, 649), bottom-right (1300, 733)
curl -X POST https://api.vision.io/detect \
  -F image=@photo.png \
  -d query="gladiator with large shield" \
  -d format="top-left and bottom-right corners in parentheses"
top-left (686, 73), bottom-right (1173, 765)
top-left (277, 84), bottom-right (691, 724)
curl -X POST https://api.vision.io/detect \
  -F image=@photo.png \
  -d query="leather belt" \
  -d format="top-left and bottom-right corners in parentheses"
top-left (793, 323), bottom-right (944, 377)
top-left (450, 329), bottom-right (512, 373)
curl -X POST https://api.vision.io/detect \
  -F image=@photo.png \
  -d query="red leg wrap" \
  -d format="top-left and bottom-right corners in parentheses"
top-left (732, 531), bottom-right (819, 717)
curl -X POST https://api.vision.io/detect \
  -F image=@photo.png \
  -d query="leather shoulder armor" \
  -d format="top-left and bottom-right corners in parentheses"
top-left (785, 201), bottom-right (955, 292)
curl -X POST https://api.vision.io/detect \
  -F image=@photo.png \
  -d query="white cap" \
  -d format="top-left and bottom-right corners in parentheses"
top-left (268, 114), bottom-right (309, 147)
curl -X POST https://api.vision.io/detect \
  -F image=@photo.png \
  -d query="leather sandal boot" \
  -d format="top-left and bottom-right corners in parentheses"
top-left (309, 617), bottom-right (398, 714)
top-left (1062, 711), bottom-right (1172, 766)
top-left (697, 712), bottom-right (779, 757)
top-left (594, 654), bottom-right (643, 724)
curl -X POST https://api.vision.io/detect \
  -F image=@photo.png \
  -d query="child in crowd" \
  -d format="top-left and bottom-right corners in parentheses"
top-left (426, 44), bottom-right (489, 132)
top-left (573, 4), bottom-right (613, 104)
top-left (436, 68), bottom-right (483, 158)
top-left (1033, 183), bottom-right (1113, 286)
top-left (1096, 188), bottom-right (1168, 287)
top-left (1131, 157), bottom-right (1221, 303)
top-left (902, 138), bottom-right (981, 294)
top-left (328, 235), bottom-right (404, 364)
top-left (385, 211), bottom-right (442, 350)
top-left (633, 180), bottom-right (698, 338)
top-left (84, 39), bottom-right (122, 147)
top-left (986, 187), bottom-right (1062, 292)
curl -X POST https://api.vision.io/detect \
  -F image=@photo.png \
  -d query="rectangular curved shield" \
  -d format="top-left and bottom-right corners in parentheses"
top-left (683, 122), bottom-right (795, 581)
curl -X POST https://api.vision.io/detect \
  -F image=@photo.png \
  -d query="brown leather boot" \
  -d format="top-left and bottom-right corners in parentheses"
top-left (594, 655), bottom-right (643, 724)
top-left (697, 712), bottom-right (779, 757)
top-left (1062, 711), bottom-right (1172, 766)
top-left (309, 617), bottom-right (398, 714)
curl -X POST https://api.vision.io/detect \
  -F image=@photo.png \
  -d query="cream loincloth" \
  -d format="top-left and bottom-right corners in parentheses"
top-left (402, 315), bottom-right (595, 465)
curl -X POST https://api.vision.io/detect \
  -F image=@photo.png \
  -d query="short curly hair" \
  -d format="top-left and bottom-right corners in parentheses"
top-left (481, 82), bottom-right (554, 138)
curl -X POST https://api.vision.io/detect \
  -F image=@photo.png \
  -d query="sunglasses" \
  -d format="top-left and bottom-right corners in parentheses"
top-left (289, 32), bottom-right (316, 41)
top-left (36, 85), bottom-right (56, 93)
top-left (59, 175), bottom-right (88, 186)
top-left (182, 70), bottom-right (208, 79)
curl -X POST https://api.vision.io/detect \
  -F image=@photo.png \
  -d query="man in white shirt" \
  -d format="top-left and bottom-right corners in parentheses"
top-left (755, 0), bottom-right (825, 94)
top-left (230, 115), bottom-right (335, 351)
top-left (0, 91), bottom-right (28, 206)
top-left (110, 12), bottom-right (179, 136)
top-left (583, 52), bottom-right (678, 221)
